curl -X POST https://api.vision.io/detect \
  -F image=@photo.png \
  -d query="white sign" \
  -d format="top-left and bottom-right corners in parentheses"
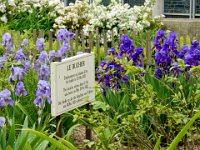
top-left (51, 53), bottom-right (95, 116)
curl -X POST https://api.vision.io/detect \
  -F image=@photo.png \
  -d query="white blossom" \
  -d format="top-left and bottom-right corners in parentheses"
top-left (0, 15), bottom-right (8, 23)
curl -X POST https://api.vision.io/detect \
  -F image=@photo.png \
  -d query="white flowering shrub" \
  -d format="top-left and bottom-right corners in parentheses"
top-left (0, 0), bottom-right (16, 24)
top-left (52, 0), bottom-right (163, 42)
top-left (54, 0), bottom-right (91, 30)
top-left (1, 0), bottom-right (163, 40)
top-left (0, 0), bottom-right (65, 32)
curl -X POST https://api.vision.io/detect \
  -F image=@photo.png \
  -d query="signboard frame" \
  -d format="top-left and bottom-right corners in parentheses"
top-left (51, 52), bottom-right (95, 117)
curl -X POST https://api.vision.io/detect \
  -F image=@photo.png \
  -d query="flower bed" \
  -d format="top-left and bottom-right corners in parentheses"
top-left (0, 9), bottom-right (199, 148)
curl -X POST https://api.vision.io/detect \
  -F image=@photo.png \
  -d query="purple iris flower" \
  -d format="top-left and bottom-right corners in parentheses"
top-left (0, 117), bottom-right (5, 127)
top-left (191, 40), bottom-right (199, 47)
top-left (34, 80), bottom-right (51, 107)
top-left (184, 40), bottom-right (200, 66)
top-left (49, 50), bottom-right (57, 62)
top-left (100, 60), bottom-right (107, 67)
top-left (15, 81), bottom-right (27, 96)
top-left (120, 35), bottom-right (132, 44)
top-left (153, 30), bottom-right (185, 79)
top-left (155, 68), bottom-right (162, 79)
top-left (58, 47), bottom-right (68, 58)
top-left (62, 40), bottom-right (69, 48)
top-left (136, 47), bottom-right (143, 54)
top-left (2, 33), bottom-right (12, 46)
top-left (119, 34), bottom-right (143, 66)
top-left (157, 30), bottom-right (166, 37)
top-left (0, 55), bottom-right (7, 69)
top-left (57, 29), bottom-right (74, 41)
top-left (38, 51), bottom-right (49, 63)
top-left (109, 48), bottom-right (117, 55)
top-left (14, 48), bottom-right (26, 61)
top-left (9, 66), bottom-right (25, 81)
top-left (171, 64), bottom-right (183, 77)
top-left (23, 61), bottom-right (31, 72)
top-left (97, 34), bottom-right (144, 92)
top-left (38, 64), bottom-right (50, 81)
top-left (0, 89), bottom-right (14, 107)
top-left (182, 45), bottom-right (189, 53)
top-left (2, 33), bottom-right (14, 53)
top-left (97, 60), bottom-right (128, 91)
top-left (22, 39), bottom-right (28, 46)
top-left (36, 38), bottom-right (46, 51)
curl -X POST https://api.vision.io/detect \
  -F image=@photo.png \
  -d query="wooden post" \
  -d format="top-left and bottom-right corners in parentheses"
top-left (103, 32), bottom-right (108, 57)
top-left (89, 31), bottom-right (92, 51)
top-left (17, 31), bottom-right (21, 49)
top-left (85, 47), bottom-right (92, 150)
top-left (146, 32), bottom-right (151, 65)
top-left (96, 28), bottom-right (100, 66)
top-left (39, 30), bottom-right (44, 38)
top-left (54, 56), bottom-right (62, 138)
top-left (111, 30), bottom-right (114, 48)
top-left (183, 33), bottom-right (187, 45)
top-left (69, 29), bottom-right (73, 56)
top-left (26, 34), bottom-right (30, 59)
top-left (81, 30), bottom-right (85, 52)
top-left (48, 31), bottom-right (53, 51)
top-left (75, 30), bottom-right (78, 54)
top-left (132, 31), bottom-right (136, 46)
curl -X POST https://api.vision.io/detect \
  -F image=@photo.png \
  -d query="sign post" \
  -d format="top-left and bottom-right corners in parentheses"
top-left (85, 48), bottom-right (92, 148)
top-left (51, 52), bottom-right (95, 141)
top-left (52, 56), bottom-right (62, 137)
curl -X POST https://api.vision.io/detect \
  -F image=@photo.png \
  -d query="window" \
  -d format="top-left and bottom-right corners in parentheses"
top-left (63, 0), bottom-right (145, 7)
top-left (101, 0), bottom-right (110, 6)
top-left (124, 0), bottom-right (145, 7)
top-left (164, 0), bottom-right (200, 18)
top-left (63, 0), bottom-right (76, 6)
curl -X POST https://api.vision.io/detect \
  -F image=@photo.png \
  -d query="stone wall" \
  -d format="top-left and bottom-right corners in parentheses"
top-left (163, 18), bottom-right (200, 35)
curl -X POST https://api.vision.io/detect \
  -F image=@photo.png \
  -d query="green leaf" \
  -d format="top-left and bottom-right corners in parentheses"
top-left (16, 102), bottom-right (34, 125)
top-left (54, 135), bottom-right (78, 150)
top-left (14, 117), bottom-right (29, 150)
top-left (7, 122), bottom-right (15, 149)
top-left (1, 126), bottom-right (7, 150)
top-left (6, 145), bottom-right (13, 150)
top-left (25, 142), bottom-right (32, 150)
top-left (92, 101), bottom-right (108, 111)
top-left (23, 129), bottom-right (77, 150)
top-left (153, 135), bottom-right (163, 150)
top-left (64, 124), bottom-right (81, 141)
top-left (167, 110), bottom-right (200, 150)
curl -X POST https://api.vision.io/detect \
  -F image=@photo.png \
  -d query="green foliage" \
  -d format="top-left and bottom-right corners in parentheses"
top-left (75, 53), bottom-right (200, 149)
top-left (0, 117), bottom-right (77, 150)
top-left (7, 7), bottom-right (55, 34)
top-left (167, 110), bottom-right (200, 150)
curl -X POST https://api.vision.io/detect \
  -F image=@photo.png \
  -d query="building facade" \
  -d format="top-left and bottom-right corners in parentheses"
top-left (154, 0), bottom-right (200, 18)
